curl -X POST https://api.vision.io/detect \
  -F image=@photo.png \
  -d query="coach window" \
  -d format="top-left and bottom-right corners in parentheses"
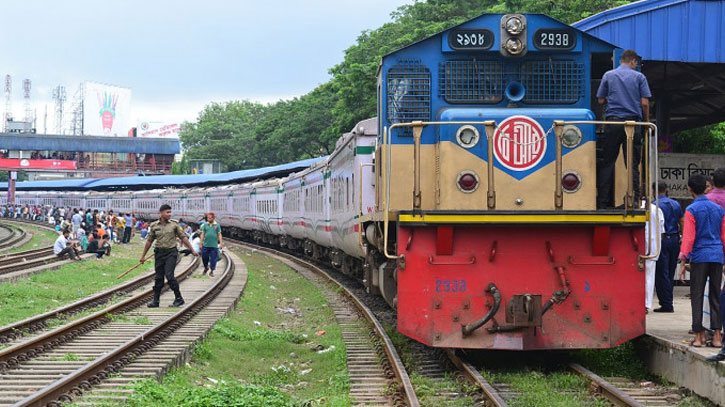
top-left (346, 178), bottom-right (350, 209)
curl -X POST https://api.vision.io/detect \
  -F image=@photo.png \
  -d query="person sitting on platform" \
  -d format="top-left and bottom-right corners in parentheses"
top-left (678, 174), bottom-right (724, 348)
top-left (53, 230), bottom-right (81, 262)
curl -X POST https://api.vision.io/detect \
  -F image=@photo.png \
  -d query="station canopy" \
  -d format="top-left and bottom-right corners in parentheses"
top-left (0, 133), bottom-right (180, 154)
top-left (574, 0), bottom-right (725, 135)
top-left (0, 156), bottom-right (327, 191)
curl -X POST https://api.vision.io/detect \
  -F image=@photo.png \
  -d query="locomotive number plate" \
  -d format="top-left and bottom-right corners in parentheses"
top-left (533, 28), bottom-right (576, 50)
top-left (435, 279), bottom-right (466, 293)
top-left (448, 29), bottom-right (494, 50)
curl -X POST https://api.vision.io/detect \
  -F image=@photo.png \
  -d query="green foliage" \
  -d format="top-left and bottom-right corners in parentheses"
top-left (171, 155), bottom-right (190, 175)
top-left (211, 319), bottom-right (306, 344)
top-left (127, 373), bottom-right (294, 407)
top-left (181, 0), bottom-right (635, 166)
top-left (674, 123), bottom-right (725, 154)
top-left (573, 341), bottom-right (649, 380)
top-left (0, 171), bottom-right (28, 182)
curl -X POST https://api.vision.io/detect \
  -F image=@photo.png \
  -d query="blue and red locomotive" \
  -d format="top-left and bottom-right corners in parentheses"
top-left (370, 13), bottom-right (656, 350)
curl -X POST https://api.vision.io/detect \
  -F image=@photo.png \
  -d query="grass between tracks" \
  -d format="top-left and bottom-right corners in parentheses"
top-left (7, 223), bottom-right (58, 253)
top-left (125, 248), bottom-right (349, 407)
top-left (386, 326), bottom-right (477, 407)
top-left (0, 237), bottom-right (150, 327)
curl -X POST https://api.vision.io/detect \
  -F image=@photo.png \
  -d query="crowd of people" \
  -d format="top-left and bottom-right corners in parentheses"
top-left (1, 204), bottom-right (153, 260)
top-left (646, 169), bottom-right (725, 362)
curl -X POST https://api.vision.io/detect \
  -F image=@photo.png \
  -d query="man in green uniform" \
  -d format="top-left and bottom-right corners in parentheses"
top-left (140, 204), bottom-right (198, 307)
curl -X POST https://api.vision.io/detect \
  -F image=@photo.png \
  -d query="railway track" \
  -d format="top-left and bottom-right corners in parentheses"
top-left (229, 239), bottom-right (694, 407)
top-left (229, 240), bottom-right (419, 407)
top-left (0, 250), bottom-right (243, 407)
top-left (0, 224), bottom-right (28, 251)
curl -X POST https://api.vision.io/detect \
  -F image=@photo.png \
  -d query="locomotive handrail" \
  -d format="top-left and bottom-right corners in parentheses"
top-left (358, 162), bottom-right (374, 249)
top-left (556, 120), bottom-right (660, 261)
top-left (382, 121), bottom-right (497, 260)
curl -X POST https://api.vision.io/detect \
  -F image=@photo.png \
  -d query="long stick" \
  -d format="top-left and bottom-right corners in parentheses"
top-left (116, 254), bottom-right (153, 279)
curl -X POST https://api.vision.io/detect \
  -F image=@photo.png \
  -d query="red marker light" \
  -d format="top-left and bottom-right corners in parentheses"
top-left (562, 172), bottom-right (581, 192)
top-left (457, 172), bottom-right (478, 192)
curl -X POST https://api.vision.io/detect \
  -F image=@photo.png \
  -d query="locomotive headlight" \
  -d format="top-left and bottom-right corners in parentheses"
top-left (504, 16), bottom-right (525, 35)
top-left (455, 125), bottom-right (480, 148)
top-left (561, 125), bottom-right (582, 148)
top-left (504, 38), bottom-right (524, 55)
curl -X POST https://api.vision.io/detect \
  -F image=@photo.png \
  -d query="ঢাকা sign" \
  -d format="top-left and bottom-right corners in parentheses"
top-left (493, 116), bottom-right (547, 171)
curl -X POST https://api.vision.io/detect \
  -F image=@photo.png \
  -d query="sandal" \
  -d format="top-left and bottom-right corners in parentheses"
top-left (690, 338), bottom-right (703, 348)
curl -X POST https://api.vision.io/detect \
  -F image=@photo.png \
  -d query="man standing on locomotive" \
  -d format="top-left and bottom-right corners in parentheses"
top-left (140, 204), bottom-right (198, 308)
top-left (596, 49), bottom-right (652, 209)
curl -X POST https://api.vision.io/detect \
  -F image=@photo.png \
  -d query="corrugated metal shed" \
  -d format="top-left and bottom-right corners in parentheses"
top-left (0, 156), bottom-right (327, 191)
top-left (574, 0), bottom-right (725, 63)
top-left (575, 0), bottom-right (725, 144)
top-left (0, 133), bottom-right (180, 154)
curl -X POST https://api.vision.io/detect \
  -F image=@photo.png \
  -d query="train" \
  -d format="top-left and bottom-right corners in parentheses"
top-left (4, 13), bottom-right (658, 351)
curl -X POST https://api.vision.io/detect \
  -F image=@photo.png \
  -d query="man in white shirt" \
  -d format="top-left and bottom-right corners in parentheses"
top-left (54, 230), bottom-right (81, 261)
top-left (645, 200), bottom-right (665, 312)
top-left (71, 209), bottom-right (83, 235)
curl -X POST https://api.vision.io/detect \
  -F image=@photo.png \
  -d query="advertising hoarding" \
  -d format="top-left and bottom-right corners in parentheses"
top-left (83, 82), bottom-right (132, 137)
top-left (0, 159), bottom-right (77, 171)
top-left (137, 121), bottom-right (180, 138)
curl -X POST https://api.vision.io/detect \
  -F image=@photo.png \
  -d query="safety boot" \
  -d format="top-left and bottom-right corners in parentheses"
top-left (170, 288), bottom-right (184, 307)
top-left (147, 289), bottom-right (161, 308)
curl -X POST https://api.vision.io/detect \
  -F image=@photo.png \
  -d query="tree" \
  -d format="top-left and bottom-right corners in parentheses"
top-left (181, 0), bottom-right (638, 167)
top-left (171, 155), bottom-right (190, 175)
top-left (674, 123), bottom-right (725, 154)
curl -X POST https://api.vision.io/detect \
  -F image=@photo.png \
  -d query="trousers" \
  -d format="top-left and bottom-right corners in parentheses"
top-left (690, 262), bottom-right (723, 333)
top-left (202, 246), bottom-right (219, 271)
top-left (123, 227), bottom-right (132, 243)
top-left (596, 123), bottom-right (643, 208)
top-left (654, 236), bottom-right (679, 309)
top-left (154, 248), bottom-right (182, 299)
top-left (56, 246), bottom-right (78, 260)
top-left (645, 259), bottom-right (656, 309)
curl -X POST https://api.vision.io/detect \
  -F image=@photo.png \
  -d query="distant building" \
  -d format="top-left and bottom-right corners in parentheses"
top-left (189, 159), bottom-right (222, 175)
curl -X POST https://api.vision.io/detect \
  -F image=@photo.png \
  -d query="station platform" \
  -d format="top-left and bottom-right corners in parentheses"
top-left (642, 286), bottom-right (725, 405)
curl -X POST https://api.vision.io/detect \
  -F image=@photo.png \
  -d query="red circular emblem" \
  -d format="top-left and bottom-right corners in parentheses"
top-left (493, 116), bottom-right (547, 171)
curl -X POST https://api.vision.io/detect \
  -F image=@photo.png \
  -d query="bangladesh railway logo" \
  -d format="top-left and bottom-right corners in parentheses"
top-left (493, 115), bottom-right (547, 171)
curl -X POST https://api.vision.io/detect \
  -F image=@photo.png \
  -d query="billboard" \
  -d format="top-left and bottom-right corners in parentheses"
top-left (83, 82), bottom-right (132, 137)
top-left (137, 121), bottom-right (180, 139)
top-left (0, 159), bottom-right (77, 171)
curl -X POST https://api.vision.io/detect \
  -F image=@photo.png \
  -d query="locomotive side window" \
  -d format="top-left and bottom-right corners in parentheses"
top-left (387, 62), bottom-right (431, 135)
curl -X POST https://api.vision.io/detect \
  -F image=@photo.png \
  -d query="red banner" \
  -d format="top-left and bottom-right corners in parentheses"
top-left (0, 158), bottom-right (77, 170)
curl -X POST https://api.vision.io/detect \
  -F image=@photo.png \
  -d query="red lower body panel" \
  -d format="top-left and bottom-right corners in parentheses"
top-left (396, 225), bottom-right (645, 350)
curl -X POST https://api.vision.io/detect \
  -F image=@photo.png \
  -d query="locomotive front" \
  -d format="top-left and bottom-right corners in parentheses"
top-left (367, 13), bottom-right (656, 350)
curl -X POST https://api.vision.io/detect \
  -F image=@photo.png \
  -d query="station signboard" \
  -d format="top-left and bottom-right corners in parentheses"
top-left (0, 159), bottom-right (77, 171)
top-left (658, 153), bottom-right (724, 199)
top-left (137, 121), bottom-right (180, 139)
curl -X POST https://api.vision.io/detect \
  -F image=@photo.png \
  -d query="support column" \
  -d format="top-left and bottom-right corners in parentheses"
top-left (7, 171), bottom-right (16, 205)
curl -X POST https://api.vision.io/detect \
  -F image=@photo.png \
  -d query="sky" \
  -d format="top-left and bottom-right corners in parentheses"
top-left (0, 0), bottom-right (414, 133)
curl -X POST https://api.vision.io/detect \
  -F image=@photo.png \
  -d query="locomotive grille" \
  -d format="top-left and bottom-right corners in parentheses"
top-left (521, 60), bottom-right (584, 104)
top-left (439, 60), bottom-right (503, 103)
top-left (387, 62), bottom-right (431, 135)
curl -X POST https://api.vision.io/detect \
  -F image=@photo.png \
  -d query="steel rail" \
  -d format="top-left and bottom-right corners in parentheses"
top-left (13, 252), bottom-right (233, 407)
top-left (444, 349), bottom-right (508, 407)
top-left (0, 225), bottom-right (27, 249)
top-left (569, 363), bottom-right (645, 407)
top-left (0, 255), bottom-right (188, 345)
top-left (228, 239), bottom-right (420, 407)
top-left (0, 256), bottom-right (199, 371)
